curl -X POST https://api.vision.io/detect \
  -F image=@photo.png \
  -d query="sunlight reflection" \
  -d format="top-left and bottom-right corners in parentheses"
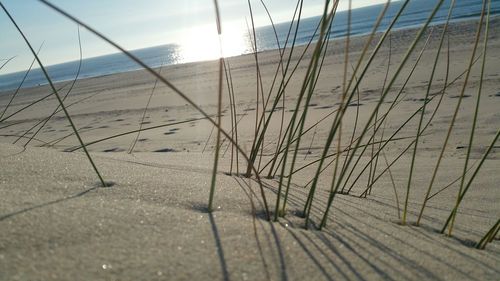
top-left (178, 24), bottom-right (250, 63)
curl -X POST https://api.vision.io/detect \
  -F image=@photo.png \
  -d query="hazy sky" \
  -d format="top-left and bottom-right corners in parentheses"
top-left (1, 0), bottom-right (390, 74)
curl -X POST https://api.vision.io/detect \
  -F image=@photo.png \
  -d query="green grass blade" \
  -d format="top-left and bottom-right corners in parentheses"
top-left (447, 0), bottom-right (491, 236)
top-left (318, 0), bottom-right (445, 228)
top-left (34, 0), bottom-right (271, 218)
top-left (303, 0), bottom-right (393, 226)
top-left (404, 0), bottom-right (456, 225)
top-left (0, 46), bottom-right (42, 120)
top-left (0, 2), bottom-right (107, 187)
top-left (476, 219), bottom-right (500, 249)
top-left (441, 129), bottom-right (499, 235)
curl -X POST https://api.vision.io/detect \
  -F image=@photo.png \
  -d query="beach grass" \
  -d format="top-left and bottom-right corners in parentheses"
top-left (0, 0), bottom-right (498, 262)
top-left (0, 2), bottom-right (107, 187)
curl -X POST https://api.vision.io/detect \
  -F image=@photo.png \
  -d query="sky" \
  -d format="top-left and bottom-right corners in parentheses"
top-left (0, 0), bottom-right (390, 74)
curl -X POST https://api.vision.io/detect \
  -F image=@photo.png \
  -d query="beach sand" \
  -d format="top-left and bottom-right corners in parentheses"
top-left (1, 17), bottom-right (499, 280)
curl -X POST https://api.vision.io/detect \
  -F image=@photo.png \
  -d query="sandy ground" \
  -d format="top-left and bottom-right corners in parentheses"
top-left (0, 17), bottom-right (499, 280)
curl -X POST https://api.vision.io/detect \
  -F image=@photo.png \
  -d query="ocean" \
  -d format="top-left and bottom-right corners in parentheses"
top-left (0, 0), bottom-right (498, 91)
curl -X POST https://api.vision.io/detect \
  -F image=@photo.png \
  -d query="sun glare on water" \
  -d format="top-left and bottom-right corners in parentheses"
top-left (179, 24), bottom-right (250, 63)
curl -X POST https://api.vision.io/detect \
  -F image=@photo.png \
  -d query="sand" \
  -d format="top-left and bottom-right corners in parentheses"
top-left (1, 17), bottom-right (499, 280)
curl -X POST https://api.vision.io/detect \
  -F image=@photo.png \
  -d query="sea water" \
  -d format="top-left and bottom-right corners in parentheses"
top-left (0, 0), bottom-right (498, 91)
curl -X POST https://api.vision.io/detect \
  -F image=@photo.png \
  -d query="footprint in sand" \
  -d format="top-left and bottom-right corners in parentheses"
top-left (331, 85), bottom-right (341, 93)
top-left (164, 128), bottom-right (179, 135)
top-left (450, 95), bottom-right (471, 99)
top-left (315, 105), bottom-right (334, 109)
top-left (103, 147), bottom-right (125, 152)
top-left (154, 148), bottom-right (176, 152)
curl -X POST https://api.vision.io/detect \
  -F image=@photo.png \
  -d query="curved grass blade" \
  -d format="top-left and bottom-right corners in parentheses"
top-left (446, 0), bottom-right (491, 236)
top-left (0, 2), bottom-right (107, 187)
top-left (303, 0), bottom-right (394, 227)
top-left (317, 0), bottom-right (445, 229)
top-left (0, 82), bottom-right (71, 124)
top-left (404, 0), bottom-right (456, 225)
top-left (19, 26), bottom-right (83, 147)
top-left (33, 0), bottom-right (270, 218)
top-left (441, 130), bottom-right (499, 235)
top-left (0, 45), bottom-right (42, 120)
top-left (0, 56), bottom-right (16, 70)
top-left (275, 1), bottom-right (337, 221)
top-left (476, 219), bottom-right (500, 249)
top-left (128, 63), bottom-right (165, 154)
top-left (249, 0), bottom-right (306, 177)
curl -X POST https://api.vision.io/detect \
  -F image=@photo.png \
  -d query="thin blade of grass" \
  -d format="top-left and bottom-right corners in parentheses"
top-left (404, 0), bottom-right (456, 225)
top-left (275, 1), bottom-right (337, 221)
top-left (35, 0), bottom-right (271, 219)
top-left (303, 0), bottom-right (394, 227)
top-left (209, 0), bottom-right (225, 212)
top-left (441, 129), bottom-right (499, 235)
top-left (128, 62), bottom-right (165, 154)
top-left (0, 2), bottom-right (106, 187)
top-left (446, 0), bottom-right (491, 236)
top-left (0, 45), bottom-right (42, 120)
top-left (20, 26), bottom-right (83, 147)
top-left (318, 0), bottom-right (445, 228)
top-left (0, 56), bottom-right (16, 70)
top-left (476, 219), bottom-right (500, 249)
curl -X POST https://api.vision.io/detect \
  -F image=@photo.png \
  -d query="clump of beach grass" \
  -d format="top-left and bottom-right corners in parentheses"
top-left (0, 0), bottom-right (498, 254)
